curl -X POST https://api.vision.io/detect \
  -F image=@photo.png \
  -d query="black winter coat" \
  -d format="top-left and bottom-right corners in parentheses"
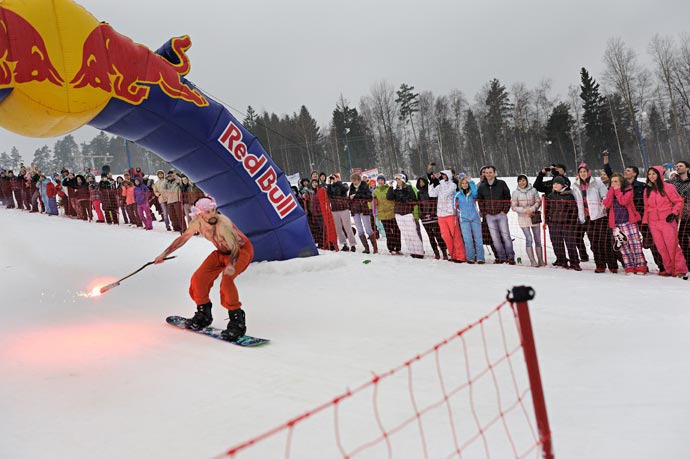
top-left (546, 188), bottom-right (578, 224)
top-left (327, 181), bottom-right (350, 212)
top-left (348, 181), bottom-right (372, 215)
top-left (476, 179), bottom-right (511, 216)
top-left (386, 184), bottom-right (417, 215)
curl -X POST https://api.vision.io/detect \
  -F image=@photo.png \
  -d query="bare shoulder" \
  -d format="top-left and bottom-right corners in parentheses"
top-left (185, 217), bottom-right (202, 233)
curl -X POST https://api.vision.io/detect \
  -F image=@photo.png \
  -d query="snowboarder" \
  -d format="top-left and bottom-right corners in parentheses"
top-left (154, 196), bottom-right (254, 341)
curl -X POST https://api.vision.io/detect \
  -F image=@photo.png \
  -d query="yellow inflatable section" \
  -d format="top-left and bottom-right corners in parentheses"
top-left (0, 0), bottom-right (110, 137)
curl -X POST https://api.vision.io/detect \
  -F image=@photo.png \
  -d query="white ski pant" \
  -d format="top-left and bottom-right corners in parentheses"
top-left (332, 209), bottom-right (356, 247)
top-left (353, 213), bottom-right (374, 237)
top-left (395, 213), bottom-right (424, 256)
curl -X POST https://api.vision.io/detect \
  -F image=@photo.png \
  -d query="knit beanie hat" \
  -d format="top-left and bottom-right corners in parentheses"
top-left (578, 162), bottom-right (591, 178)
top-left (553, 176), bottom-right (567, 187)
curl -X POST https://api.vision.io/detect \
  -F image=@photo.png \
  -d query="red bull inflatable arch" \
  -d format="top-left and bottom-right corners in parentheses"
top-left (0, 0), bottom-right (317, 262)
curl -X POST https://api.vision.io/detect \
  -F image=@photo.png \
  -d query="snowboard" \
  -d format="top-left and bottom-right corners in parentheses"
top-left (165, 316), bottom-right (270, 347)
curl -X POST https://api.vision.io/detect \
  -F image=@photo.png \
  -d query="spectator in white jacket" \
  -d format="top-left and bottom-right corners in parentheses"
top-left (510, 175), bottom-right (544, 267)
top-left (428, 170), bottom-right (466, 263)
top-left (572, 163), bottom-right (618, 273)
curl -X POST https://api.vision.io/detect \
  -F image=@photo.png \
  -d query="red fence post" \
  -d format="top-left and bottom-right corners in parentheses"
top-left (508, 285), bottom-right (554, 459)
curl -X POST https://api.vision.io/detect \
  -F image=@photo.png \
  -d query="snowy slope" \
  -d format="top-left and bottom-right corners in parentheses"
top-left (1, 207), bottom-right (689, 459)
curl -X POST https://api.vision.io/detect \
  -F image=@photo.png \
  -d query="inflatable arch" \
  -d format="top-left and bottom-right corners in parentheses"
top-left (0, 0), bottom-right (317, 262)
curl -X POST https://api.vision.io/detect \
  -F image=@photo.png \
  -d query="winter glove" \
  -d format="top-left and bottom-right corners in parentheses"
top-left (666, 214), bottom-right (678, 223)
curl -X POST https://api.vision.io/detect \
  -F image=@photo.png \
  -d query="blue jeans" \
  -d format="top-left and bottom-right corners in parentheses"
top-left (160, 202), bottom-right (171, 230)
top-left (486, 213), bottom-right (515, 262)
top-left (460, 218), bottom-right (484, 261)
top-left (520, 225), bottom-right (542, 248)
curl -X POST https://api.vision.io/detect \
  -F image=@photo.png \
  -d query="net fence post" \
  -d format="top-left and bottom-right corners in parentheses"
top-left (540, 195), bottom-right (548, 266)
top-left (508, 285), bottom-right (554, 459)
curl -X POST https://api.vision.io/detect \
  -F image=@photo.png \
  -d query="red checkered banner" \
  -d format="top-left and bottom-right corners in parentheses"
top-left (211, 288), bottom-right (552, 459)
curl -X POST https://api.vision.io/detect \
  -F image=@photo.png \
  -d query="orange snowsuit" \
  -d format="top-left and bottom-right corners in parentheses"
top-left (189, 231), bottom-right (253, 311)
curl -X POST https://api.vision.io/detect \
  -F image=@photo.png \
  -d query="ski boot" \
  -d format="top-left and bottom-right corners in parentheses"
top-left (184, 302), bottom-right (213, 330)
top-left (220, 308), bottom-right (246, 342)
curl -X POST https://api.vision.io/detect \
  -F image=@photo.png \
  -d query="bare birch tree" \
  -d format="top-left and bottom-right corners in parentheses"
top-left (603, 37), bottom-right (651, 168)
top-left (361, 80), bottom-right (401, 174)
top-left (567, 84), bottom-right (584, 162)
top-left (649, 34), bottom-right (686, 157)
top-left (511, 82), bottom-right (532, 172)
top-left (672, 33), bottom-right (690, 148)
top-left (532, 79), bottom-right (554, 166)
top-left (418, 90), bottom-right (435, 172)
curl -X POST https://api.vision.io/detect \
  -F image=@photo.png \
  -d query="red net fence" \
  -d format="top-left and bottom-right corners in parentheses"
top-left (300, 193), bottom-right (689, 276)
top-left (2, 181), bottom-right (688, 276)
top-left (212, 289), bottom-right (552, 459)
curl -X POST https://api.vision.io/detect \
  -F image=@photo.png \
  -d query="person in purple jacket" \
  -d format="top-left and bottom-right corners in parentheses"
top-left (133, 177), bottom-right (153, 230)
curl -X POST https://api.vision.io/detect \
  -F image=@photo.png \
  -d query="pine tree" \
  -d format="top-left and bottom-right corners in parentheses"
top-left (605, 92), bottom-right (637, 169)
top-left (0, 152), bottom-right (10, 170)
top-left (32, 145), bottom-right (52, 172)
top-left (395, 83), bottom-right (422, 173)
top-left (296, 105), bottom-right (321, 174)
top-left (579, 68), bottom-right (617, 166)
top-left (243, 106), bottom-right (258, 133)
top-left (463, 109), bottom-right (485, 172)
top-left (647, 104), bottom-right (670, 164)
top-left (483, 78), bottom-right (512, 167)
top-left (332, 99), bottom-right (374, 174)
top-left (544, 102), bottom-right (575, 168)
top-left (9, 147), bottom-right (22, 169)
top-left (53, 134), bottom-right (80, 172)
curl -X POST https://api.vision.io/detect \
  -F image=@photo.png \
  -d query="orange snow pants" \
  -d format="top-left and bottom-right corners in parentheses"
top-left (189, 241), bottom-right (254, 311)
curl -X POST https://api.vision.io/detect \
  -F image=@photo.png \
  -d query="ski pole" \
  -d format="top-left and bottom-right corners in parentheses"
top-left (99, 256), bottom-right (176, 294)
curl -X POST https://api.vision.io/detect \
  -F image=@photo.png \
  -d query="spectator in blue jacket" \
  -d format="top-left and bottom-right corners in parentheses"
top-left (455, 175), bottom-right (484, 263)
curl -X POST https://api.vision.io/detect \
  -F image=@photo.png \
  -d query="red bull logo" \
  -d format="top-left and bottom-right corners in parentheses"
top-left (219, 121), bottom-right (298, 219)
top-left (71, 23), bottom-right (208, 107)
top-left (0, 7), bottom-right (64, 87)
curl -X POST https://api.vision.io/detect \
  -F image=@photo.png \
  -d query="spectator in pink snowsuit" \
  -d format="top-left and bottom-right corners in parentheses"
top-left (642, 166), bottom-right (688, 277)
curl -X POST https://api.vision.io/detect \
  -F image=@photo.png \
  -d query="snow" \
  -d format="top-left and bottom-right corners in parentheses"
top-left (1, 187), bottom-right (690, 458)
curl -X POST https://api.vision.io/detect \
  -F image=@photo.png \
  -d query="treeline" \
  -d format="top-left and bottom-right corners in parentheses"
top-left (244, 33), bottom-right (690, 178)
top-left (0, 132), bottom-right (172, 175)
top-left (3, 34), bottom-right (689, 179)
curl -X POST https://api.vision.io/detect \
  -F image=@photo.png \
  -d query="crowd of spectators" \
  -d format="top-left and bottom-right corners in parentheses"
top-left (3, 154), bottom-right (689, 278)
top-left (293, 154), bottom-right (690, 278)
top-left (0, 164), bottom-right (204, 233)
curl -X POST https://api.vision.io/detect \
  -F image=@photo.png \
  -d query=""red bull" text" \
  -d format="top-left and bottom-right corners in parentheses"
top-left (218, 121), bottom-right (298, 219)
top-left (70, 23), bottom-right (208, 107)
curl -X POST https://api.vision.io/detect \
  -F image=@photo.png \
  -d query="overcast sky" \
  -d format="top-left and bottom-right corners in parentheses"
top-left (2, 0), bottom-right (690, 163)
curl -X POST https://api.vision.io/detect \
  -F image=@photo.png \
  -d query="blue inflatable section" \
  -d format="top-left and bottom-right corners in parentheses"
top-left (0, 88), bottom-right (11, 104)
top-left (87, 41), bottom-right (317, 262)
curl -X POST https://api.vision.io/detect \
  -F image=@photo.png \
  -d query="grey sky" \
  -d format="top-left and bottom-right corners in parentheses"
top-left (2, 0), bottom-right (689, 163)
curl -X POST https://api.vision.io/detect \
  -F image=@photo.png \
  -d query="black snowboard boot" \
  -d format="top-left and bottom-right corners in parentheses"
top-left (184, 302), bottom-right (213, 330)
top-left (220, 308), bottom-right (246, 342)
